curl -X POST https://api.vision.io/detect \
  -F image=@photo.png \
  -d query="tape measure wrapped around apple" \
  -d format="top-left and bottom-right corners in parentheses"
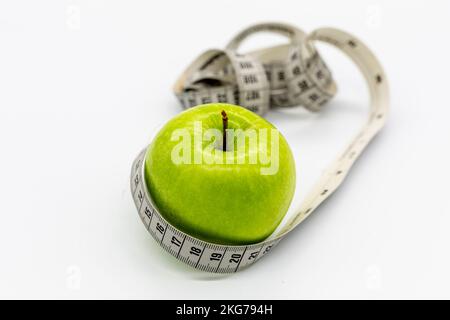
top-left (131, 23), bottom-right (389, 273)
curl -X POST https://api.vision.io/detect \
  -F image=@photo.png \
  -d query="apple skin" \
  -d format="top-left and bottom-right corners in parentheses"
top-left (144, 103), bottom-right (296, 245)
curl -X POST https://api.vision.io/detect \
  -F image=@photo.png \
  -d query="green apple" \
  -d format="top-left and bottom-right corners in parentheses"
top-left (144, 103), bottom-right (296, 245)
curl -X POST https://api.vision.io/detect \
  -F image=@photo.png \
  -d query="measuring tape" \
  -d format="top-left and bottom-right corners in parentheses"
top-left (130, 23), bottom-right (389, 273)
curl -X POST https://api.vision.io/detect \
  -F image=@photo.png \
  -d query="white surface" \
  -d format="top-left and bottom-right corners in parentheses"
top-left (0, 0), bottom-right (449, 299)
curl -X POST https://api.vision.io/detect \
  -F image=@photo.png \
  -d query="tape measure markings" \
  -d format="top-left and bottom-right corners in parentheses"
top-left (132, 23), bottom-right (389, 273)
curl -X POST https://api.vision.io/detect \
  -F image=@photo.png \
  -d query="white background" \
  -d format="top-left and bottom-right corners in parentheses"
top-left (1, 0), bottom-right (449, 299)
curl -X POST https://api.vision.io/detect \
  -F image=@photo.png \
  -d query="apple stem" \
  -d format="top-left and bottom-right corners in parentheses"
top-left (221, 110), bottom-right (228, 151)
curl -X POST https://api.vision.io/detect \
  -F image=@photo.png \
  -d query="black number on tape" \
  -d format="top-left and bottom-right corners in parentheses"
top-left (243, 75), bottom-right (257, 84)
top-left (248, 251), bottom-right (259, 260)
top-left (134, 160), bottom-right (141, 172)
top-left (217, 93), bottom-right (227, 102)
top-left (201, 97), bottom-right (211, 104)
top-left (144, 206), bottom-right (152, 219)
top-left (171, 236), bottom-right (181, 247)
top-left (188, 99), bottom-right (196, 107)
top-left (246, 91), bottom-right (260, 100)
top-left (263, 245), bottom-right (272, 254)
top-left (309, 93), bottom-right (319, 102)
top-left (240, 61), bottom-right (253, 69)
top-left (229, 253), bottom-right (242, 263)
top-left (156, 223), bottom-right (164, 234)
top-left (210, 253), bottom-right (222, 261)
top-left (298, 80), bottom-right (309, 91)
top-left (316, 70), bottom-right (324, 79)
top-left (190, 247), bottom-right (202, 256)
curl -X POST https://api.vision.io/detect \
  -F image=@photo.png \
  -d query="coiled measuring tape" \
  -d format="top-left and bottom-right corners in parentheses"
top-left (130, 23), bottom-right (389, 273)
